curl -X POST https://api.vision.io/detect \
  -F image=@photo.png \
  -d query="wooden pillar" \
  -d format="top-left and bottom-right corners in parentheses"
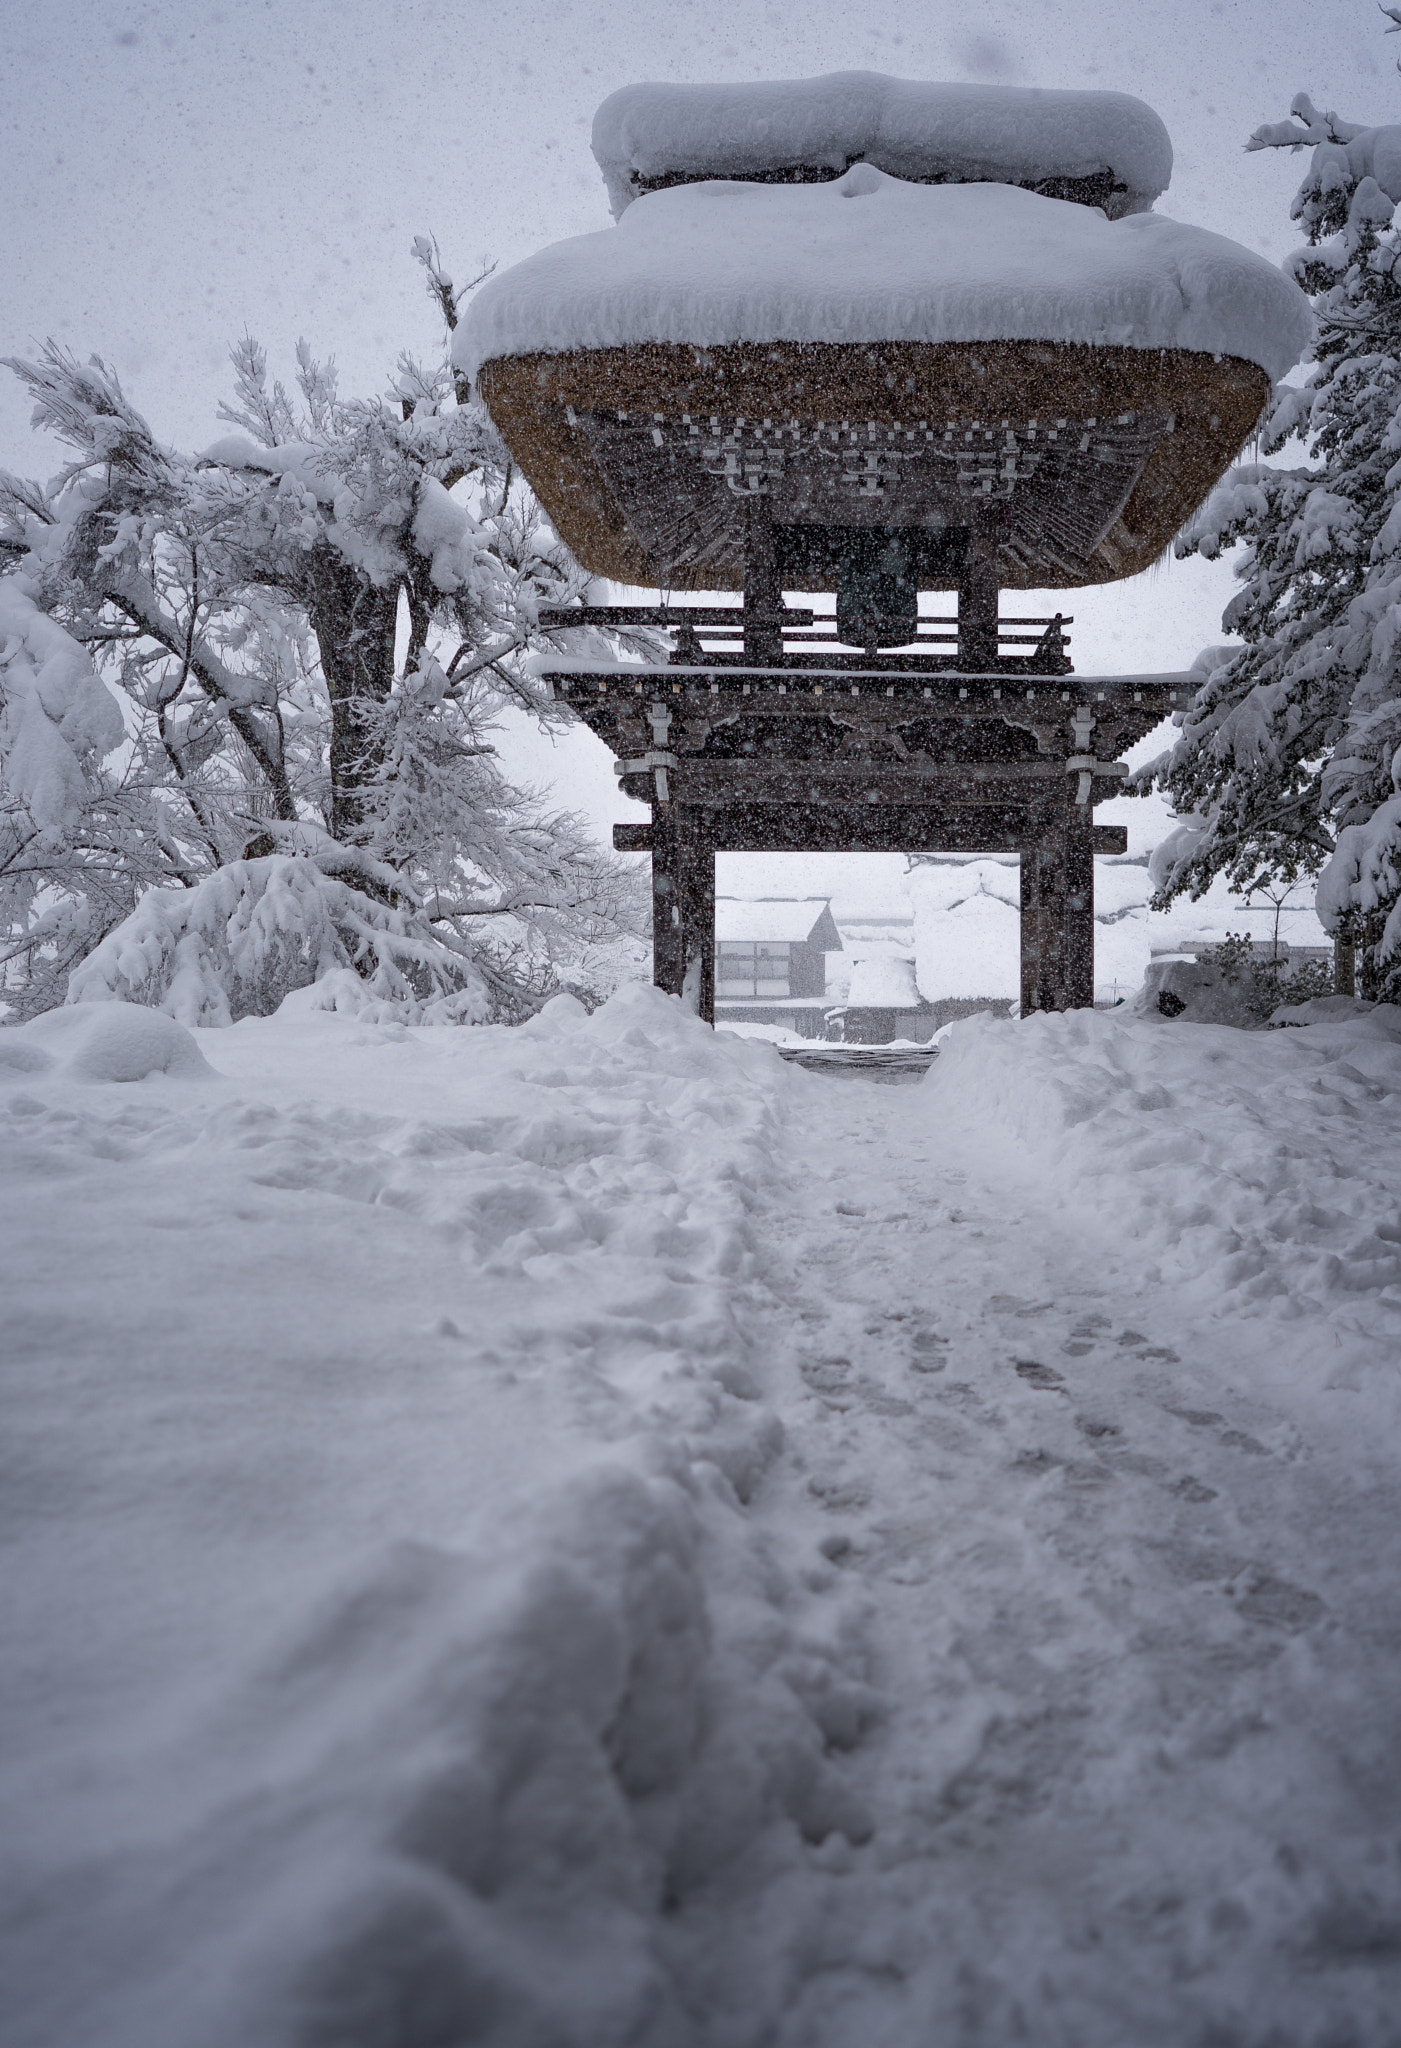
top-left (957, 534), bottom-right (999, 671)
top-left (1021, 803), bottom-right (1096, 1015)
top-left (1020, 818), bottom-right (1067, 1014)
top-left (743, 499), bottom-right (782, 665)
top-left (649, 801), bottom-right (715, 1020)
top-left (1064, 803), bottom-right (1096, 1009)
top-left (650, 798), bottom-right (685, 996)
top-left (678, 806), bottom-right (715, 1021)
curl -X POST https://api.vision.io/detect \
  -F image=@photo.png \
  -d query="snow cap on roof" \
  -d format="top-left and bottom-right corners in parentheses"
top-left (715, 897), bottom-right (842, 948)
top-left (456, 171), bottom-right (1313, 389)
top-left (592, 73), bottom-right (1174, 222)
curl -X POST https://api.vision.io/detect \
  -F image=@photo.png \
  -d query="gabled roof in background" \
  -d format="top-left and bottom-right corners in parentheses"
top-left (715, 897), bottom-right (843, 949)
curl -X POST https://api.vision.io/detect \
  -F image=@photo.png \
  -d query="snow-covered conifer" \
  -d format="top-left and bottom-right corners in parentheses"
top-left (1152, 41), bottom-right (1401, 994)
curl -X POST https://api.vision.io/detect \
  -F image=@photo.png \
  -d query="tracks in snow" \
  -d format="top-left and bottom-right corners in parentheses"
top-left (721, 1071), bottom-right (1401, 2048)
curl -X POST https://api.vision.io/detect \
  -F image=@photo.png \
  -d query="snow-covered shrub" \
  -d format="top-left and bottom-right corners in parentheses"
top-left (68, 853), bottom-right (493, 1027)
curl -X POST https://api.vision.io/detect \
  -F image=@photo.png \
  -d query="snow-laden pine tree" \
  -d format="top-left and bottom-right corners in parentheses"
top-left (1151, 45), bottom-right (1401, 995)
top-left (0, 240), bottom-right (649, 1023)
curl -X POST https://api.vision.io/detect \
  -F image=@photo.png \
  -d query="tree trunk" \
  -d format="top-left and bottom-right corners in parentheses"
top-left (305, 548), bottom-right (401, 842)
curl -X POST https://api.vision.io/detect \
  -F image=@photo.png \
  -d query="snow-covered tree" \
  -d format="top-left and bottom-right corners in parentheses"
top-left (1148, 38), bottom-right (1401, 995)
top-left (1, 240), bottom-right (649, 1021)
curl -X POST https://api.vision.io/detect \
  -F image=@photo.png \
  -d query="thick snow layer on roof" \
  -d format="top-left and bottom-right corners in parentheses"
top-left (591, 74), bottom-right (1173, 221)
top-left (457, 170), bottom-right (1312, 387)
top-left (715, 896), bottom-right (835, 944)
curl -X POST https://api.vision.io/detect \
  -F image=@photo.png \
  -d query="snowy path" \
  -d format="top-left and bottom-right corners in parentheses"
top-left (3, 992), bottom-right (1401, 2047)
top-left (727, 1061), bottom-right (1401, 2044)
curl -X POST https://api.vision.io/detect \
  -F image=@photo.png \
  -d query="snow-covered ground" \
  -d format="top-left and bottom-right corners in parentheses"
top-left (4, 989), bottom-right (1401, 2046)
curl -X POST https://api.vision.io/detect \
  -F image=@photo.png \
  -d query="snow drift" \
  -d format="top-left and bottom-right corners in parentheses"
top-left (6, 983), bottom-right (1401, 2044)
top-left (0, 985), bottom-right (874, 2048)
top-left (920, 1004), bottom-right (1401, 1355)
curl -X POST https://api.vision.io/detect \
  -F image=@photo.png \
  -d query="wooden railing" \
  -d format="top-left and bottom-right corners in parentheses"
top-left (537, 605), bottom-right (1072, 672)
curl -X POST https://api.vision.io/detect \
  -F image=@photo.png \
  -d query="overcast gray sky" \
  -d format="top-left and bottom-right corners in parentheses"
top-left (1, 0), bottom-right (1391, 837)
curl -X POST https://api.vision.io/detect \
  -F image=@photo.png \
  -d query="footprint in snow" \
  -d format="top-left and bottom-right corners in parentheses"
top-left (909, 1329), bottom-right (948, 1373)
top-left (1062, 1315), bottom-right (1111, 1355)
top-left (1166, 1408), bottom-right (1271, 1455)
top-left (1170, 1475), bottom-right (1219, 1504)
top-left (1015, 1359), bottom-right (1066, 1391)
top-left (1117, 1330), bottom-right (1180, 1360)
top-left (1227, 1567), bottom-right (1326, 1633)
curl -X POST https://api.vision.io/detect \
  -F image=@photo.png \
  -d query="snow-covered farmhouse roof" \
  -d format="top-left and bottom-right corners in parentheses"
top-left (715, 898), bottom-right (842, 949)
top-left (591, 74), bottom-right (1174, 222)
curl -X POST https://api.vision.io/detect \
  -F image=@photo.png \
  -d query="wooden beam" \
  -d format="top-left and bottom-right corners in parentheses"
top-left (540, 605), bottom-right (815, 628)
top-left (620, 816), bottom-right (1130, 855)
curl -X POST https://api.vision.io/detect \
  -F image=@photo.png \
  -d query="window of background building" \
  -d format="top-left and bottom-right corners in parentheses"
top-left (717, 942), bottom-right (791, 998)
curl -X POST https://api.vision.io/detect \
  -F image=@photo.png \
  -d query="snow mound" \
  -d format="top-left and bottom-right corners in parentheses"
top-left (1133, 956), bottom-right (1260, 1028)
top-left (0, 985), bottom-right (885, 2048)
top-left (458, 171), bottom-right (1312, 387)
top-left (1270, 995), bottom-right (1401, 1037)
top-left (6, 1000), bottom-right (212, 1081)
top-left (592, 73), bottom-right (1173, 220)
top-left (920, 1007), bottom-right (1401, 1335)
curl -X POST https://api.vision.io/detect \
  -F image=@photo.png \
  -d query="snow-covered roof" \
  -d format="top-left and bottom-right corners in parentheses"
top-left (457, 169), bottom-right (1312, 388)
top-left (715, 897), bottom-right (841, 947)
top-left (591, 74), bottom-right (1173, 221)
top-left (844, 954), bottom-right (921, 1010)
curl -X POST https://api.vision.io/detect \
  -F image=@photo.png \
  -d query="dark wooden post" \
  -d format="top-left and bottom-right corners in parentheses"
top-left (650, 797), bottom-right (685, 996)
top-left (1064, 802), bottom-right (1096, 1008)
top-left (743, 498), bottom-right (783, 665)
top-left (650, 801), bottom-right (715, 1020)
top-left (677, 805), bottom-right (716, 1021)
top-left (957, 535), bottom-right (999, 671)
top-left (1020, 803), bottom-right (1096, 1015)
top-left (1020, 818), bottom-right (1067, 1014)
